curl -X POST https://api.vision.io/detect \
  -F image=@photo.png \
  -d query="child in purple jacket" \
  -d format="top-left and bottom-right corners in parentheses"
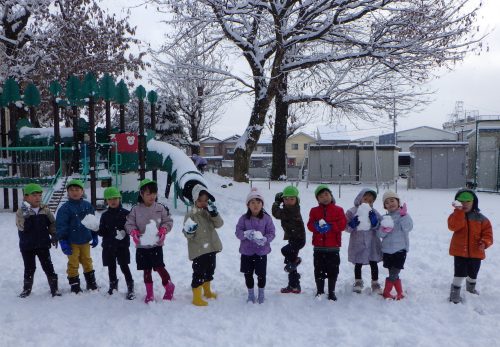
top-left (236, 188), bottom-right (276, 304)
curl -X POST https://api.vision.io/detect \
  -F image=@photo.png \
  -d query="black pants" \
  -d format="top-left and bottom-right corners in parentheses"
top-left (313, 249), bottom-right (340, 294)
top-left (21, 248), bottom-right (57, 281)
top-left (241, 254), bottom-right (267, 289)
top-left (454, 256), bottom-right (481, 279)
top-left (191, 252), bottom-right (217, 288)
top-left (354, 261), bottom-right (379, 281)
top-left (281, 238), bottom-right (305, 265)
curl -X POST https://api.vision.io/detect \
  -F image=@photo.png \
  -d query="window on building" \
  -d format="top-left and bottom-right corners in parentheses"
top-left (291, 143), bottom-right (299, 150)
top-left (204, 146), bottom-right (215, 156)
top-left (304, 144), bottom-right (308, 150)
top-left (226, 148), bottom-right (235, 154)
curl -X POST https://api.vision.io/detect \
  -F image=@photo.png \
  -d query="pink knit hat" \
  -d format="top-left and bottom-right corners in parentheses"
top-left (246, 187), bottom-right (265, 205)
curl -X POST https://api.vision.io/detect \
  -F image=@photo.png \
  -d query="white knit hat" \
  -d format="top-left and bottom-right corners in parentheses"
top-left (382, 190), bottom-right (400, 203)
top-left (246, 187), bottom-right (265, 205)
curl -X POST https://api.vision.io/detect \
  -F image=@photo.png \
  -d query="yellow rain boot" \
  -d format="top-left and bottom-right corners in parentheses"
top-left (202, 281), bottom-right (217, 299)
top-left (192, 286), bottom-right (208, 306)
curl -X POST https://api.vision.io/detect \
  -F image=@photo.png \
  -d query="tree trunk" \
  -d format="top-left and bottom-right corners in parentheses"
top-left (271, 76), bottom-right (288, 180)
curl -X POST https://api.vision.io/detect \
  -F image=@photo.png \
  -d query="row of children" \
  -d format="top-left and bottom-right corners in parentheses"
top-left (15, 178), bottom-right (493, 305)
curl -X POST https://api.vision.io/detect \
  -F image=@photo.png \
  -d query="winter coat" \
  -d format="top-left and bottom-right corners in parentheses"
top-left (377, 211), bottom-right (413, 254)
top-left (235, 212), bottom-right (276, 256)
top-left (98, 205), bottom-right (130, 249)
top-left (16, 204), bottom-right (56, 251)
top-left (345, 189), bottom-right (382, 264)
top-left (307, 202), bottom-right (346, 249)
top-left (448, 189), bottom-right (493, 260)
top-left (124, 202), bottom-right (173, 249)
top-left (271, 202), bottom-right (306, 241)
top-left (56, 198), bottom-right (96, 245)
top-left (183, 207), bottom-right (223, 260)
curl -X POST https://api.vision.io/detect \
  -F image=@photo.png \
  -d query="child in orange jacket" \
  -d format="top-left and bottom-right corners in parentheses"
top-left (448, 189), bottom-right (493, 304)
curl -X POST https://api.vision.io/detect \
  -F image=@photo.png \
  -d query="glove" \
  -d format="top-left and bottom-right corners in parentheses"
top-left (130, 229), bottom-right (141, 246)
top-left (243, 229), bottom-right (255, 240)
top-left (254, 236), bottom-right (267, 246)
top-left (59, 240), bottom-right (72, 255)
top-left (399, 203), bottom-right (407, 216)
top-left (183, 222), bottom-right (198, 234)
top-left (115, 229), bottom-right (126, 240)
top-left (369, 210), bottom-right (378, 227)
top-left (21, 201), bottom-right (32, 217)
top-left (348, 216), bottom-right (360, 229)
top-left (51, 235), bottom-right (58, 248)
top-left (274, 192), bottom-right (283, 203)
top-left (207, 201), bottom-right (218, 217)
top-left (381, 226), bottom-right (393, 233)
top-left (314, 221), bottom-right (331, 234)
top-left (157, 227), bottom-right (167, 245)
top-left (90, 233), bottom-right (99, 248)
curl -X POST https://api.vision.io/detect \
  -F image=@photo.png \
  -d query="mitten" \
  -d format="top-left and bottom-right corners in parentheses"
top-left (90, 233), bottom-right (99, 248)
top-left (130, 229), bottom-right (141, 246)
top-left (59, 240), bottom-right (72, 255)
top-left (381, 226), bottom-right (393, 233)
top-left (207, 201), bottom-right (218, 217)
top-left (243, 229), bottom-right (255, 240)
top-left (368, 211), bottom-right (378, 227)
top-left (254, 236), bottom-right (267, 246)
top-left (21, 201), bottom-right (32, 217)
top-left (157, 227), bottom-right (167, 245)
top-left (274, 192), bottom-right (283, 203)
top-left (115, 229), bottom-right (126, 240)
top-left (183, 222), bottom-right (198, 234)
top-left (399, 203), bottom-right (407, 216)
top-left (314, 221), bottom-right (331, 234)
top-left (348, 216), bottom-right (360, 229)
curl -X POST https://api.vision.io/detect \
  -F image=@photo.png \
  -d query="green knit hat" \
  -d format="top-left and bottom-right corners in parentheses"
top-left (139, 178), bottom-right (157, 190)
top-left (282, 185), bottom-right (299, 198)
top-left (314, 184), bottom-right (331, 197)
top-left (66, 179), bottom-right (84, 190)
top-left (457, 191), bottom-right (474, 202)
top-left (24, 183), bottom-right (43, 195)
top-left (104, 187), bottom-right (121, 200)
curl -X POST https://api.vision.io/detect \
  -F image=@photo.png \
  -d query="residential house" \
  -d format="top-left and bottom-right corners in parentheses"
top-left (286, 132), bottom-right (317, 167)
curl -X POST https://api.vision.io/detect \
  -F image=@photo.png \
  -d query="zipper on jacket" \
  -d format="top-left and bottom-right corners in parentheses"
top-left (466, 214), bottom-right (470, 258)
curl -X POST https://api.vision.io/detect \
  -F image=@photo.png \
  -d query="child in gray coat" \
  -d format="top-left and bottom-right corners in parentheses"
top-left (345, 188), bottom-right (382, 294)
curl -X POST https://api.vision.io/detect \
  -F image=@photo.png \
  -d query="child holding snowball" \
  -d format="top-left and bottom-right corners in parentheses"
top-left (377, 190), bottom-right (413, 300)
top-left (307, 184), bottom-right (347, 301)
top-left (98, 186), bottom-right (134, 300)
top-left (345, 188), bottom-right (383, 294)
top-left (125, 179), bottom-right (174, 303)
top-left (447, 189), bottom-right (493, 304)
top-left (236, 187), bottom-right (275, 304)
top-left (56, 179), bottom-right (99, 293)
top-left (183, 184), bottom-right (224, 306)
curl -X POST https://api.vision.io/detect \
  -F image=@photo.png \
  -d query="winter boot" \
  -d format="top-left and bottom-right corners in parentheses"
top-left (48, 275), bottom-right (61, 297)
top-left (449, 284), bottom-right (462, 304)
top-left (383, 278), bottom-right (395, 299)
top-left (352, 279), bottom-right (364, 294)
top-left (202, 281), bottom-right (217, 299)
top-left (126, 281), bottom-right (135, 300)
top-left (466, 279), bottom-right (479, 295)
top-left (144, 282), bottom-right (154, 303)
top-left (315, 278), bottom-right (325, 297)
top-left (327, 277), bottom-right (337, 301)
top-left (281, 285), bottom-right (301, 294)
top-left (192, 286), bottom-right (208, 306)
top-left (328, 291), bottom-right (337, 301)
top-left (163, 280), bottom-right (175, 300)
top-left (257, 288), bottom-right (265, 304)
top-left (247, 288), bottom-right (256, 303)
top-left (19, 279), bottom-right (33, 298)
top-left (371, 280), bottom-right (383, 295)
top-left (108, 279), bottom-right (118, 295)
top-left (83, 270), bottom-right (98, 291)
top-left (394, 279), bottom-right (405, 300)
top-left (68, 276), bottom-right (82, 294)
top-left (284, 257), bottom-right (302, 273)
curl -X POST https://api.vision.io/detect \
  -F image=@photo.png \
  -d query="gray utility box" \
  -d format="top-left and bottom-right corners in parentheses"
top-left (408, 142), bottom-right (467, 189)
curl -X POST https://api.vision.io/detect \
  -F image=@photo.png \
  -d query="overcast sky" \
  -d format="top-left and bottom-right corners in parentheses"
top-left (103, 0), bottom-right (500, 140)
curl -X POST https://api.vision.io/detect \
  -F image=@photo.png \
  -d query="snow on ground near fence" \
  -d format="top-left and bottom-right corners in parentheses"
top-left (1, 172), bottom-right (499, 346)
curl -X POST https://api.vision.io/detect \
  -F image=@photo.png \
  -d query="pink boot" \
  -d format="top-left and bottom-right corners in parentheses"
top-left (163, 280), bottom-right (175, 300)
top-left (394, 279), bottom-right (405, 300)
top-left (144, 283), bottom-right (154, 303)
top-left (383, 278), bottom-right (395, 300)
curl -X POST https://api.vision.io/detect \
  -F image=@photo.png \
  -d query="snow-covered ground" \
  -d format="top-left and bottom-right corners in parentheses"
top-left (1, 172), bottom-right (499, 347)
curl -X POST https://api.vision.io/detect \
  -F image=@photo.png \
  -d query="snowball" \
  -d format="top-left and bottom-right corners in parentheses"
top-left (184, 217), bottom-right (198, 230)
top-left (356, 203), bottom-right (372, 230)
top-left (452, 200), bottom-right (462, 208)
top-left (253, 231), bottom-right (264, 239)
top-left (381, 215), bottom-right (394, 228)
top-left (81, 214), bottom-right (100, 231)
top-left (318, 219), bottom-right (327, 226)
top-left (141, 220), bottom-right (159, 246)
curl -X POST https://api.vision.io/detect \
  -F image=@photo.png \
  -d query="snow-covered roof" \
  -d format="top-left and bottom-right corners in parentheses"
top-left (200, 136), bottom-right (221, 143)
top-left (287, 131), bottom-right (316, 141)
top-left (19, 126), bottom-right (74, 139)
top-left (221, 134), bottom-right (241, 143)
top-left (409, 141), bottom-right (468, 148)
